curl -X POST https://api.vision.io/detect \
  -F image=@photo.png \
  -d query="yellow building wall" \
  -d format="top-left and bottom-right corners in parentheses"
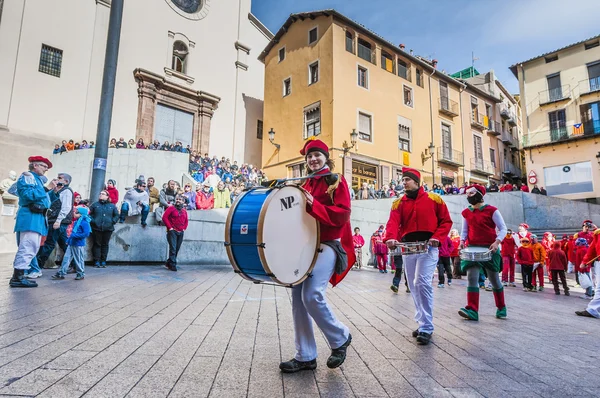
top-left (261, 16), bottom-right (335, 178)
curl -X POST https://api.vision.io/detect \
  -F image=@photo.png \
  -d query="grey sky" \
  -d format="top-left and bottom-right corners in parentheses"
top-left (251, 0), bottom-right (600, 93)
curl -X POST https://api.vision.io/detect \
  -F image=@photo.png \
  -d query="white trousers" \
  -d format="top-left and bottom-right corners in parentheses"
top-left (13, 231), bottom-right (42, 270)
top-left (403, 247), bottom-right (439, 334)
top-left (292, 244), bottom-right (350, 362)
top-left (586, 262), bottom-right (600, 318)
top-left (567, 261), bottom-right (574, 273)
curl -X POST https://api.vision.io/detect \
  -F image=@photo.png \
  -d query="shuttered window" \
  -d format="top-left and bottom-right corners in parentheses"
top-left (358, 112), bottom-right (372, 142)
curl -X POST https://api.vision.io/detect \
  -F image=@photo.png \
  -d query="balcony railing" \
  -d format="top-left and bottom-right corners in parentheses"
top-left (470, 158), bottom-right (495, 175)
top-left (398, 63), bottom-right (412, 82)
top-left (580, 77), bottom-right (600, 96)
top-left (471, 112), bottom-right (487, 130)
top-left (501, 130), bottom-right (516, 147)
top-left (522, 121), bottom-right (600, 148)
top-left (539, 85), bottom-right (571, 106)
top-left (487, 120), bottom-right (501, 136)
top-left (357, 42), bottom-right (375, 64)
top-left (439, 97), bottom-right (459, 117)
top-left (437, 147), bottom-right (464, 166)
top-left (503, 161), bottom-right (522, 177)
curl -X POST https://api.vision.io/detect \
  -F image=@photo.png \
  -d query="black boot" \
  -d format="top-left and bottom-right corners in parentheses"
top-left (327, 334), bottom-right (352, 369)
top-left (279, 358), bottom-right (317, 373)
top-left (9, 269), bottom-right (38, 288)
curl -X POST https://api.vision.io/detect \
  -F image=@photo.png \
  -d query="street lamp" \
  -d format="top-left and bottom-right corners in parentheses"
top-left (421, 142), bottom-right (435, 164)
top-left (342, 129), bottom-right (358, 155)
top-left (268, 128), bottom-right (280, 150)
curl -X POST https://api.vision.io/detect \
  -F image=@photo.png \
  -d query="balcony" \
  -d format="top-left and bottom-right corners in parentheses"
top-left (503, 161), bottom-right (522, 177)
top-left (470, 158), bottom-right (495, 176)
top-left (539, 85), bottom-right (571, 106)
top-left (437, 147), bottom-right (464, 167)
top-left (522, 121), bottom-right (600, 148)
top-left (487, 120), bottom-right (501, 136)
top-left (357, 41), bottom-right (375, 64)
top-left (471, 112), bottom-right (487, 130)
top-left (501, 130), bottom-right (516, 147)
top-left (439, 97), bottom-right (459, 117)
top-left (500, 107), bottom-right (510, 120)
top-left (580, 77), bottom-right (600, 96)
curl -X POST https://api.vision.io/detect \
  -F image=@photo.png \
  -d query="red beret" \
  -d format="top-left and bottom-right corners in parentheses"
top-left (28, 156), bottom-right (53, 169)
top-left (583, 219), bottom-right (593, 226)
top-left (519, 223), bottom-right (529, 229)
top-left (401, 167), bottom-right (421, 183)
top-left (300, 139), bottom-right (329, 157)
top-left (467, 184), bottom-right (486, 196)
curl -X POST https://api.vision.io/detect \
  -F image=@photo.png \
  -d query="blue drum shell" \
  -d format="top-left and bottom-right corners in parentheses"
top-left (227, 189), bottom-right (271, 283)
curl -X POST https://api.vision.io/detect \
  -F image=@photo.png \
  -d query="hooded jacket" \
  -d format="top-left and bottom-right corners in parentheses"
top-left (89, 200), bottom-right (119, 231)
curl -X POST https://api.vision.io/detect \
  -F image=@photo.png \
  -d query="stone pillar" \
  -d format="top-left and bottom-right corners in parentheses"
top-left (136, 80), bottom-right (157, 145)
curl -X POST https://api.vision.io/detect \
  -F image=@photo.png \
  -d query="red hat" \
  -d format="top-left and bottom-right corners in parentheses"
top-left (467, 184), bottom-right (486, 196)
top-left (583, 219), bottom-right (593, 226)
top-left (74, 192), bottom-right (81, 198)
top-left (401, 167), bottom-right (421, 184)
top-left (519, 223), bottom-right (529, 229)
top-left (28, 156), bottom-right (52, 169)
top-left (300, 138), bottom-right (329, 158)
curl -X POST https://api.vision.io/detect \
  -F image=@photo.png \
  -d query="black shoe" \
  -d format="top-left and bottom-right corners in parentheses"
top-left (165, 264), bottom-right (177, 272)
top-left (416, 332), bottom-right (432, 345)
top-left (412, 329), bottom-right (419, 338)
top-left (9, 269), bottom-right (38, 288)
top-left (575, 310), bottom-right (595, 318)
top-left (327, 334), bottom-right (352, 369)
top-left (279, 358), bottom-right (317, 373)
top-left (51, 274), bottom-right (65, 280)
top-left (565, 291), bottom-right (570, 296)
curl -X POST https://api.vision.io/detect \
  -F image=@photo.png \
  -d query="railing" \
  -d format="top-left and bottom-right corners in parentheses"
top-left (471, 112), bottom-right (487, 129)
top-left (501, 129), bottom-right (516, 146)
top-left (470, 158), bottom-right (495, 175)
top-left (439, 97), bottom-right (459, 117)
top-left (398, 63), bottom-right (412, 82)
top-left (357, 42), bottom-right (374, 64)
top-left (522, 121), bottom-right (600, 147)
top-left (503, 161), bottom-right (522, 177)
top-left (580, 77), bottom-right (600, 95)
top-left (437, 147), bottom-right (464, 166)
top-left (487, 120), bottom-right (501, 136)
top-left (539, 85), bottom-right (571, 106)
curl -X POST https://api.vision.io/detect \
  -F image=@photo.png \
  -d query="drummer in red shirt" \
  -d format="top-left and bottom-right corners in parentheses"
top-left (458, 184), bottom-right (508, 321)
top-left (384, 167), bottom-right (452, 345)
top-left (279, 139), bottom-right (354, 374)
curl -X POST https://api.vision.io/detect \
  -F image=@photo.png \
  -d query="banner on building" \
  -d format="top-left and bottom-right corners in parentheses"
top-left (573, 123), bottom-right (583, 136)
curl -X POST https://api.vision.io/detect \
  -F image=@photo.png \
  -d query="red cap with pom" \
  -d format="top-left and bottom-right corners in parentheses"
top-left (467, 184), bottom-right (486, 196)
top-left (300, 138), bottom-right (329, 158)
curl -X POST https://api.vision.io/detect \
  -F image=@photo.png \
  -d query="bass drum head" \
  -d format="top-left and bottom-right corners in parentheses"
top-left (464, 246), bottom-right (489, 253)
top-left (259, 186), bottom-right (319, 285)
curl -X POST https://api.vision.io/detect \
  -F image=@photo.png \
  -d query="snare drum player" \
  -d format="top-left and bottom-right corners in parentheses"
top-left (458, 184), bottom-right (508, 321)
top-left (279, 139), bottom-right (355, 373)
top-left (384, 167), bottom-right (452, 345)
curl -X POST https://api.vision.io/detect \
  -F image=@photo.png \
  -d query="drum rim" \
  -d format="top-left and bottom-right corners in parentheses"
top-left (225, 189), bottom-right (263, 284)
top-left (257, 185), bottom-right (320, 286)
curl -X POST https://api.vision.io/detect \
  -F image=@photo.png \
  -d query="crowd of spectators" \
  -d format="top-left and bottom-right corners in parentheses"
top-left (52, 137), bottom-right (194, 155)
top-left (352, 180), bottom-right (547, 200)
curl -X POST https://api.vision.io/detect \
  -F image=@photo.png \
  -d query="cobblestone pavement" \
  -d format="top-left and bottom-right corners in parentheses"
top-left (0, 264), bottom-right (598, 398)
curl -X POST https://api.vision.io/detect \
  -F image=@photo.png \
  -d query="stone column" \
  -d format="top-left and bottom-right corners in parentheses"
top-left (136, 80), bottom-right (157, 145)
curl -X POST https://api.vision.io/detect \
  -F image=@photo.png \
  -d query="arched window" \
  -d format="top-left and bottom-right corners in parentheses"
top-left (357, 38), bottom-right (372, 63)
top-left (172, 40), bottom-right (189, 74)
top-left (345, 31), bottom-right (354, 54)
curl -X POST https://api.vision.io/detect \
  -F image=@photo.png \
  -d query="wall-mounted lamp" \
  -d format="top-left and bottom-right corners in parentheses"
top-left (268, 128), bottom-right (280, 150)
top-left (342, 129), bottom-right (358, 155)
top-left (421, 142), bottom-right (435, 165)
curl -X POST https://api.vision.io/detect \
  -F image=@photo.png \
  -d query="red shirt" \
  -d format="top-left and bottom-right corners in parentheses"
top-left (384, 188), bottom-right (452, 243)
top-left (521, 185), bottom-right (530, 192)
top-left (303, 169), bottom-right (355, 287)
top-left (162, 206), bottom-right (189, 232)
top-left (450, 236), bottom-right (460, 257)
top-left (461, 205), bottom-right (498, 246)
top-left (516, 245), bottom-right (534, 265)
top-left (501, 234), bottom-right (517, 256)
top-left (352, 234), bottom-right (365, 248)
top-left (548, 249), bottom-right (568, 271)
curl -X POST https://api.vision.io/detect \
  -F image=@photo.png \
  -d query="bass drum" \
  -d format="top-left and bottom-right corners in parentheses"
top-left (225, 185), bottom-right (320, 286)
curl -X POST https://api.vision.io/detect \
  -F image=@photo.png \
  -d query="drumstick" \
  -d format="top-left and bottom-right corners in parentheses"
top-left (584, 254), bottom-right (600, 266)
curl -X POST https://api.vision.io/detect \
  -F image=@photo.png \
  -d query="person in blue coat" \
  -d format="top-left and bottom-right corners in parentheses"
top-left (11, 156), bottom-right (52, 288)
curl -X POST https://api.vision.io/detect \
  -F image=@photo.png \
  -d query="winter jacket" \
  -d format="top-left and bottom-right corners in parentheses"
top-left (15, 172), bottom-right (51, 235)
top-left (183, 191), bottom-right (196, 210)
top-left (439, 236), bottom-right (453, 258)
top-left (531, 242), bottom-right (547, 263)
top-left (66, 218), bottom-right (91, 247)
top-left (516, 245), bottom-right (535, 265)
top-left (122, 188), bottom-right (149, 216)
top-left (196, 191), bottom-right (214, 210)
top-left (450, 236), bottom-right (460, 257)
top-left (353, 234), bottom-right (365, 248)
top-left (371, 233), bottom-right (388, 255)
top-left (159, 188), bottom-right (177, 208)
top-left (213, 188), bottom-right (231, 209)
top-left (548, 248), bottom-right (568, 271)
top-left (89, 200), bottom-right (119, 231)
top-left (501, 234), bottom-right (518, 257)
top-left (575, 246), bottom-right (589, 272)
top-left (106, 186), bottom-right (119, 204)
top-left (148, 186), bottom-right (160, 207)
top-left (162, 206), bottom-right (189, 232)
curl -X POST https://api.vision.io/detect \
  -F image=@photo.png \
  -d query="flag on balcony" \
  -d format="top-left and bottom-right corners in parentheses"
top-left (483, 115), bottom-right (489, 128)
top-left (573, 123), bottom-right (583, 136)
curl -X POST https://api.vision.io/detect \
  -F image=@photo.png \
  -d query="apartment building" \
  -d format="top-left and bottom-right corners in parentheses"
top-left (259, 10), bottom-right (521, 192)
top-left (510, 34), bottom-right (600, 202)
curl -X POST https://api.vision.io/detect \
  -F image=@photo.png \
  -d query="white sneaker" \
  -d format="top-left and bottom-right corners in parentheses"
top-left (448, 281), bottom-right (452, 286)
top-left (438, 284), bottom-right (444, 288)
top-left (26, 272), bottom-right (42, 279)
top-left (510, 282), bottom-right (517, 287)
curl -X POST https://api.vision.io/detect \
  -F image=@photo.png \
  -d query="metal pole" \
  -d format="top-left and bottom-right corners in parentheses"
top-left (89, 0), bottom-right (124, 202)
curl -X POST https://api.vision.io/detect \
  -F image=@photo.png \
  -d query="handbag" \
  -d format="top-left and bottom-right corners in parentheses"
top-left (579, 272), bottom-right (593, 289)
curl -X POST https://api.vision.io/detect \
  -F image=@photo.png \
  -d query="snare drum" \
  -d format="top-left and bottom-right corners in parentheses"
top-left (398, 241), bottom-right (429, 255)
top-left (460, 246), bottom-right (492, 262)
top-left (225, 186), bottom-right (320, 286)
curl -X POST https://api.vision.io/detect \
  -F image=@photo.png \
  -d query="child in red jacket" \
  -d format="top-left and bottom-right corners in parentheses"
top-left (371, 226), bottom-right (389, 273)
top-left (516, 237), bottom-right (535, 291)
top-left (501, 229), bottom-right (518, 286)
top-left (575, 238), bottom-right (593, 298)
top-left (548, 242), bottom-right (569, 295)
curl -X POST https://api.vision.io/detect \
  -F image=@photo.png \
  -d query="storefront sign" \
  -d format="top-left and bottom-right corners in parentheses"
top-left (352, 161), bottom-right (377, 178)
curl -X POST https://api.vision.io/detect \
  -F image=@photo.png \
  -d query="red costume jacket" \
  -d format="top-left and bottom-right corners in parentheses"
top-left (384, 188), bottom-right (452, 243)
top-left (162, 206), bottom-right (189, 232)
top-left (107, 186), bottom-right (119, 205)
top-left (352, 234), bottom-right (365, 248)
top-left (303, 169), bottom-right (355, 287)
top-left (501, 234), bottom-right (517, 257)
top-left (575, 246), bottom-right (589, 272)
top-left (371, 233), bottom-right (388, 255)
top-left (548, 248), bottom-right (568, 271)
top-left (450, 236), bottom-right (460, 257)
top-left (516, 245), bottom-right (534, 265)
top-left (575, 231), bottom-right (594, 245)
top-left (582, 229), bottom-right (600, 270)
top-left (566, 238), bottom-right (576, 262)
top-left (461, 205), bottom-right (498, 246)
